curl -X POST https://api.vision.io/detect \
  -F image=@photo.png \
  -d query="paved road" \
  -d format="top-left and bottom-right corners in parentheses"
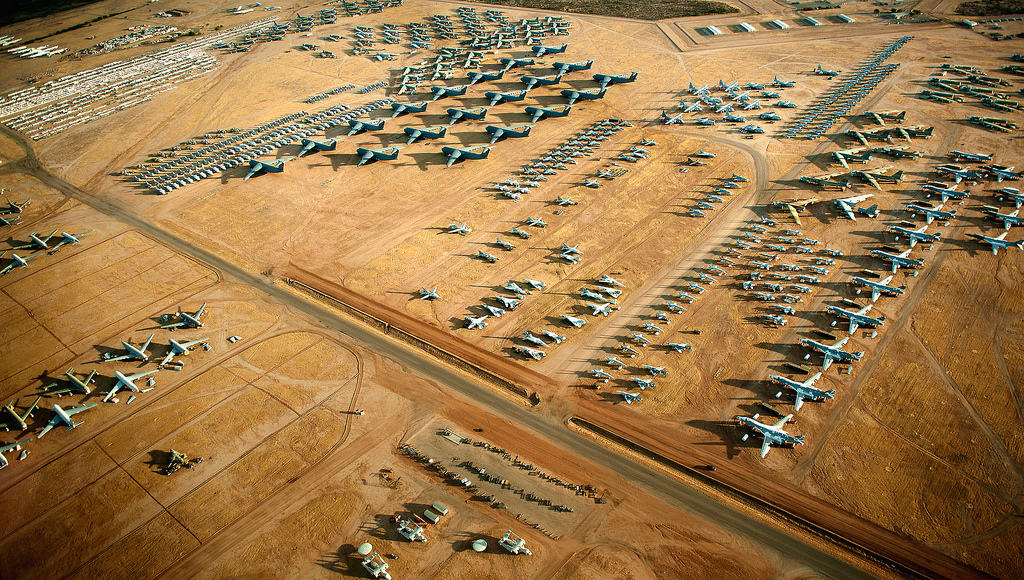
top-left (0, 128), bottom-right (877, 577)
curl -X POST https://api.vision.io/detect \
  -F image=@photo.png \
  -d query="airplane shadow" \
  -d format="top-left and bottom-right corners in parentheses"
top-left (685, 419), bottom-right (742, 459)
top-left (407, 152), bottom-right (442, 171)
top-left (452, 131), bottom-right (490, 146)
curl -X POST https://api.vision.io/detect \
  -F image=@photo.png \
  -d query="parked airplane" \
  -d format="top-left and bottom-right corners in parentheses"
top-left (776, 100), bottom-right (797, 108)
top-left (771, 373), bottom-right (835, 411)
top-left (666, 342), bottom-right (691, 353)
top-left (526, 105), bottom-right (571, 123)
top-left (515, 346), bottom-right (546, 360)
top-left (984, 165), bottom-right (1023, 182)
top-left (37, 403), bottom-right (97, 438)
top-left (522, 331), bottom-right (549, 348)
top-left (825, 304), bottom-right (885, 333)
top-left (740, 124), bottom-right (765, 134)
top-left (159, 337), bottom-right (210, 366)
top-left (870, 248), bottom-right (924, 273)
top-left (617, 390), bottom-right (642, 404)
top-left (446, 221), bottom-right (471, 235)
top-left (532, 43), bottom-right (567, 56)
top-left (773, 76), bottom-right (796, 87)
top-left (800, 337), bottom-right (864, 370)
top-left (587, 302), bottom-right (613, 316)
top-left (539, 329), bottom-right (565, 344)
top-left (0, 439), bottom-right (31, 469)
top-left (936, 165), bottom-right (984, 183)
top-left (404, 125), bottom-right (447, 144)
top-left (552, 59), bottom-right (593, 76)
top-left (418, 287), bottom-right (441, 300)
top-left (443, 144), bottom-right (492, 167)
top-left (737, 414), bottom-right (803, 458)
top-left (103, 369), bottom-right (159, 402)
top-left (45, 367), bottom-right (97, 397)
top-left (390, 101), bottom-right (429, 117)
top-left (161, 302), bottom-right (207, 330)
top-left (771, 198), bottom-right (817, 224)
top-left (814, 64), bottom-right (840, 77)
top-left (948, 150), bottom-right (993, 162)
top-left (429, 84), bottom-right (468, 100)
top-left (694, 117), bottom-right (716, 126)
top-left (446, 106), bottom-right (488, 125)
top-left (0, 251), bottom-right (43, 275)
top-left (562, 315), bottom-right (586, 328)
top-left (486, 123), bottom-right (532, 144)
top-left (834, 194), bottom-right (874, 220)
top-left (465, 316), bottom-right (488, 330)
top-left (355, 146), bottom-right (403, 167)
top-left (0, 198), bottom-right (30, 214)
top-left (476, 250), bottom-right (498, 263)
top-left (889, 224), bottom-right (940, 247)
top-left (800, 175), bottom-right (849, 190)
top-left (850, 274), bottom-right (905, 302)
top-left (561, 87), bottom-right (606, 105)
top-left (346, 119), bottom-right (385, 136)
top-left (482, 304), bottom-right (504, 317)
top-left (661, 111), bottom-right (686, 125)
top-left (105, 334), bottom-right (155, 362)
top-left (981, 207), bottom-right (1024, 229)
top-left (2, 396), bottom-right (40, 431)
top-left (966, 230), bottom-right (1024, 254)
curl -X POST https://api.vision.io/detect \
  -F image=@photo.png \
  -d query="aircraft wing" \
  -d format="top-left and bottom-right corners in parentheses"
top-left (833, 336), bottom-right (850, 348)
top-left (104, 353), bottom-right (134, 362)
top-left (837, 200), bottom-right (856, 221)
top-left (870, 287), bottom-right (882, 302)
top-left (772, 414), bottom-right (793, 429)
top-left (760, 437), bottom-right (773, 458)
top-left (160, 321), bottom-right (186, 329)
top-left (849, 319), bottom-right (860, 334)
top-left (793, 393), bottom-right (805, 412)
top-left (64, 403), bottom-right (96, 416)
top-left (864, 174), bottom-right (881, 190)
top-left (786, 204), bottom-right (801, 225)
top-left (804, 372), bottom-right (822, 387)
top-left (37, 419), bottom-right (58, 438)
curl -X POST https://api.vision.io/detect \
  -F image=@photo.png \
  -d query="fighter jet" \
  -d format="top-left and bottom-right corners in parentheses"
top-left (591, 368), bottom-right (614, 383)
top-left (539, 329), bottom-right (565, 344)
top-left (103, 369), bottom-right (159, 402)
top-left (661, 111), bottom-right (687, 125)
top-left (871, 248), bottom-right (924, 273)
top-left (36, 403), bottom-right (97, 438)
top-left (771, 373), bottom-right (835, 411)
top-left (524, 217), bottom-right (547, 228)
top-left (356, 146), bottom-right (403, 167)
top-left (494, 295), bottom-right (520, 309)
top-left (515, 345), bottom-right (546, 360)
top-left (404, 125), bottom-right (447, 144)
top-left (161, 302), bottom-right (207, 330)
top-left (526, 105), bottom-right (572, 123)
top-left (0, 439), bottom-right (31, 469)
top-left (889, 224), bottom-right (940, 247)
top-left (966, 230), bottom-right (1024, 255)
top-left (834, 194), bottom-right (874, 220)
top-left (522, 332), bottom-right (549, 348)
top-left (105, 334), bottom-right (155, 362)
top-left (800, 337), bottom-right (864, 370)
top-left (429, 84), bottom-right (468, 100)
top-left (586, 302), bottom-right (614, 316)
top-left (465, 315), bottom-right (488, 330)
top-left (694, 149), bottom-right (716, 158)
top-left (814, 64), bottom-right (840, 77)
top-left (0, 251), bottom-right (43, 275)
top-left (391, 101), bottom-right (429, 117)
top-left (1, 397), bottom-right (40, 431)
top-left (482, 304), bottom-right (504, 318)
top-left (485, 123), bottom-right (532, 144)
top-left (562, 315), bottom-right (586, 328)
top-left (476, 250), bottom-right (498, 263)
top-left (825, 304), bottom-right (886, 334)
top-left (446, 221), bottom-right (472, 235)
top-left (418, 287), bottom-right (442, 300)
top-left (443, 145), bottom-right (491, 168)
top-left (617, 391), bottom-right (642, 404)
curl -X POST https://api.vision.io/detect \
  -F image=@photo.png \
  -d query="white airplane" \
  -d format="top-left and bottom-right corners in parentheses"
top-left (771, 372), bottom-right (835, 411)
top-left (419, 287), bottom-right (441, 300)
top-left (834, 194), bottom-right (873, 220)
top-left (737, 414), bottom-right (804, 458)
top-left (12, 228), bottom-right (58, 251)
top-left (0, 439), bottom-right (31, 469)
top-left (587, 302), bottom-right (613, 316)
top-left (799, 337), bottom-right (864, 370)
top-left (446, 221), bottom-right (471, 235)
top-left (37, 403), bottom-right (98, 438)
top-left (465, 315), bottom-right (488, 329)
top-left (850, 274), bottom-right (905, 302)
top-left (105, 334), bottom-right (155, 362)
top-left (46, 230), bottom-right (93, 253)
top-left (103, 370), bottom-right (159, 402)
top-left (2, 397), bottom-right (40, 431)
top-left (1, 251), bottom-right (43, 275)
top-left (825, 304), bottom-right (885, 334)
top-left (159, 337), bottom-right (210, 366)
top-left (161, 302), bottom-right (207, 330)
top-left (617, 391), bottom-right (642, 404)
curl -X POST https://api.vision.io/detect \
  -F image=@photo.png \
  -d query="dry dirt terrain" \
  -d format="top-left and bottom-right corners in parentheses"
top-left (1, 0), bottom-right (1022, 577)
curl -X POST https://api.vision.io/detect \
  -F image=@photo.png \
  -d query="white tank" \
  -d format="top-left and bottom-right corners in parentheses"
top-left (472, 539), bottom-right (487, 552)
top-left (357, 542), bottom-right (373, 556)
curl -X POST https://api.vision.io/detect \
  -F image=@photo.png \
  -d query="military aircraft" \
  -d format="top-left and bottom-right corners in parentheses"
top-left (446, 221), bottom-right (471, 235)
top-left (446, 106), bottom-right (488, 125)
top-left (346, 119), bottom-right (386, 136)
top-left (737, 414), bottom-right (804, 458)
top-left (800, 175), bottom-right (849, 190)
top-left (465, 316), bottom-right (488, 330)
top-left (688, 82), bottom-right (710, 94)
top-left (921, 182), bottom-right (967, 203)
top-left (889, 224), bottom-right (940, 247)
top-left (966, 230), bottom-right (1024, 254)
top-left (591, 368), bottom-right (614, 383)
top-left (834, 194), bottom-right (874, 220)
top-left (37, 402), bottom-right (97, 438)
top-left (775, 100), bottom-right (797, 108)
top-left (831, 148), bottom-right (871, 169)
top-left (742, 100), bottom-right (763, 110)
top-left (2, 396), bottom-right (40, 431)
top-left (429, 84), bottom-right (468, 100)
top-left (522, 332), bottom-right (548, 348)
top-left (485, 123), bottom-right (531, 144)
top-left (539, 329), bottom-right (564, 343)
top-left (356, 146), bottom-right (403, 167)
top-left (515, 345), bottom-right (546, 360)
top-left (714, 103), bottom-right (735, 113)
top-left (524, 217), bottom-right (547, 228)
top-left (443, 145), bottom-right (491, 167)
top-left (103, 369), bottom-right (159, 402)
top-left (981, 207), bottom-right (1024, 230)
top-left (997, 187), bottom-right (1024, 208)
top-left (593, 71), bottom-right (638, 89)
top-left (679, 101), bottom-right (703, 113)
top-left (552, 59), bottom-right (593, 76)
top-left (0, 251), bottom-right (43, 275)
top-left (298, 138), bottom-right (339, 156)
top-left (499, 57), bottom-right (535, 71)
top-left (467, 70), bottom-right (504, 85)
top-left (418, 287), bottom-right (441, 300)
top-left (520, 74), bottom-right (561, 91)
top-left (693, 149), bottom-right (716, 158)
top-left (0, 439), bottom-right (31, 469)
top-left (562, 314), bottom-right (586, 328)
top-left (905, 202), bottom-right (955, 224)
top-left (159, 337), bottom-right (210, 366)
top-left (532, 43), bottom-right (567, 57)
top-left (44, 367), bottom-right (97, 397)
top-left (771, 373), bottom-right (835, 411)
top-left (666, 342), bottom-right (691, 353)
top-left (586, 302), bottom-right (613, 316)
top-left (390, 101), bottom-right (429, 117)
top-left (800, 337), bottom-right (864, 370)
top-left (243, 157), bottom-right (293, 181)
top-left (983, 165), bottom-right (1023, 182)
top-left (740, 124), bottom-right (765, 134)
top-left (484, 90), bottom-right (526, 107)
top-left (948, 150), bottom-right (993, 162)
top-left (936, 165), bottom-right (984, 183)
top-left (598, 274), bottom-right (624, 287)
top-left (628, 377), bottom-right (653, 391)
top-left (722, 112), bottom-right (745, 123)
top-left (617, 391), bottom-right (642, 404)
top-left (561, 87), bottom-right (606, 105)
top-left (494, 296), bottom-right (520, 309)
top-left (825, 304), bottom-right (885, 334)
top-left (555, 196), bottom-right (577, 206)
top-left (773, 76), bottom-right (796, 87)
top-left (694, 117), bottom-right (716, 126)
top-left (871, 248), bottom-right (924, 273)
top-left (476, 250), bottom-right (498, 263)
top-left (526, 105), bottom-right (571, 123)
top-left (0, 214), bottom-right (21, 227)
top-left (814, 64), bottom-right (840, 77)
top-left (105, 334), bottom-right (155, 362)
top-left (482, 304), bottom-right (504, 318)
top-left (404, 125), bottom-right (447, 144)
top-left (661, 111), bottom-right (687, 125)
top-left (161, 302), bottom-right (207, 330)
top-left (771, 198), bottom-right (817, 224)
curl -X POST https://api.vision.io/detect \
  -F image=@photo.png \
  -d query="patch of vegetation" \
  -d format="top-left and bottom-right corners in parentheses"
top-left (956, 0), bottom-right (1024, 15)
top-left (462, 0), bottom-right (738, 20)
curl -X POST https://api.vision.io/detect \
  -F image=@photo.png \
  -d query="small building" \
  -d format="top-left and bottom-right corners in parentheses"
top-left (804, 16), bottom-right (822, 26)
top-left (770, 19), bottom-right (789, 29)
top-left (836, 14), bottom-right (855, 23)
top-left (431, 501), bottom-right (449, 516)
top-left (738, 22), bottom-right (756, 32)
top-left (703, 25), bottom-right (723, 36)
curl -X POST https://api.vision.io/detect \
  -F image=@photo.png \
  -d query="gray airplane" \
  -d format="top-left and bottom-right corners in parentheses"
top-left (539, 329), bottom-right (564, 343)
top-left (515, 345), bottom-right (546, 360)
top-left (771, 372), bottom-right (834, 411)
top-left (159, 337), bottom-right (210, 366)
top-left (966, 230), bottom-right (1024, 254)
top-left (587, 302), bottom-right (613, 316)
top-left (11, 228), bottom-right (58, 251)
top-left (476, 250), bottom-right (498, 263)
top-left (906, 202), bottom-right (955, 224)
top-left (446, 106), bottom-right (488, 124)
top-left (105, 334), bottom-right (155, 362)
top-left (799, 337), bottom-right (864, 370)
top-left (298, 138), bottom-right (339, 156)
top-left (552, 59), bottom-right (593, 76)
top-left (419, 287), bottom-right (441, 300)
top-left (44, 367), bottom-right (97, 397)
top-left (465, 316), bottom-right (488, 330)
top-left (889, 224), bottom-right (940, 247)
top-left (524, 217), bottom-right (547, 228)
top-left (533, 43), bottom-right (567, 56)
top-left (561, 88), bottom-right (606, 105)
top-left (0, 439), bottom-right (31, 469)
top-left (981, 207), bottom-right (1024, 230)
top-left (37, 402), bottom-right (98, 438)
top-left (849, 274), bottom-right (904, 302)
top-left (243, 157), bottom-right (293, 181)
top-left (442, 145), bottom-right (491, 167)
top-left (825, 304), bottom-right (885, 333)
top-left (161, 302), bottom-right (207, 330)
top-left (562, 314), bottom-right (586, 328)
top-left (485, 90), bottom-right (527, 107)
top-left (390, 101), bottom-right (429, 117)
top-left (525, 105), bottom-right (571, 123)
top-left (44, 230), bottom-right (93, 254)
top-left (520, 74), bottom-right (560, 90)
top-left (737, 414), bottom-right (805, 458)
top-left (870, 248), bottom-right (924, 273)
top-left (356, 146), bottom-right (403, 167)
top-left (522, 331), bottom-right (548, 348)
top-left (103, 369), bottom-right (159, 402)
top-left (429, 84), bottom-right (468, 100)
top-left (485, 124), bottom-right (532, 144)
top-left (593, 71), bottom-right (638, 88)
top-left (447, 221), bottom-right (471, 235)
top-left (404, 125), bottom-right (447, 144)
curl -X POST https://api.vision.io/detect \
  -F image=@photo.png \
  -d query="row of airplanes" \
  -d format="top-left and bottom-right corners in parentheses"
top-left (661, 76), bottom-right (804, 133)
top-left (0, 303), bottom-right (210, 470)
top-left (737, 147), bottom-right (1021, 458)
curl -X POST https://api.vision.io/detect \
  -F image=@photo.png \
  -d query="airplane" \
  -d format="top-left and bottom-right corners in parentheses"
top-left (476, 250), bottom-right (498, 263)
top-left (814, 64), bottom-right (840, 77)
top-left (105, 334), bottom-right (155, 362)
top-left (981, 207), bottom-right (1024, 230)
top-left (592, 368), bottom-right (614, 382)
top-left (0, 214), bottom-right (21, 226)
top-left (889, 224), bottom-right (940, 247)
top-left (552, 59), bottom-right (594, 76)
top-left (694, 117), bottom-right (716, 126)
top-left (718, 80), bottom-right (739, 92)
top-left (465, 315), bottom-right (488, 330)
top-left (447, 221), bottom-right (471, 235)
top-left (503, 280), bottom-right (528, 295)
top-left (43, 367), bottom-right (97, 397)
top-left (800, 175), bottom-right (848, 190)
top-left (618, 343), bottom-right (641, 357)
top-left (486, 123), bottom-right (532, 144)
top-left (467, 70), bottom-right (504, 85)
top-left (593, 71), bottom-right (638, 88)
top-left (555, 196), bottom-right (577, 206)
top-left (494, 296), bottom-right (520, 309)
top-left (404, 125), bottom-right (447, 144)
top-left (522, 331), bottom-right (549, 348)
top-left (355, 146), bottom-right (403, 167)
top-left (37, 402), bottom-right (98, 438)
top-left (870, 248), bottom-right (924, 273)
top-left (0, 198), bottom-right (30, 215)
top-left (11, 228), bottom-right (59, 251)
top-left (834, 194), bottom-right (874, 220)
top-left (665, 342), bottom-right (691, 353)
top-left (921, 183), bottom-right (968, 203)
top-left (761, 90), bottom-right (781, 99)
top-left (832, 149), bottom-right (871, 169)
top-left (587, 302), bottom-right (614, 316)
top-left (510, 227), bottom-right (531, 239)
top-left (599, 274), bottom-right (624, 287)
top-left (533, 43), bottom-right (567, 56)
top-left (390, 101), bottom-right (429, 117)
top-left (103, 369), bottom-right (159, 402)
top-left (525, 105), bottom-right (572, 123)
top-left (639, 138), bottom-right (658, 147)
top-left (997, 187), bottom-right (1024, 208)
top-left (560, 243), bottom-right (582, 255)
top-left (346, 119), bottom-right (386, 136)
top-left (631, 377), bottom-right (655, 390)
top-left (159, 337), bottom-right (210, 366)
top-left (740, 125), bottom-right (765, 134)
top-left (773, 76), bottom-right (796, 87)
top-left (482, 304), bottom-right (505, 318)
top-left (694, 149), bottom-right (716, 158)
top-left (617, 391), bottom-right (642, 404)
top-left (661, 111), bottom-right (687, 124)
top-left (714, 103), bottom-right (735, 113)
top-left (771, 373), bottom-right (835, 411)
top-left (825, 304), bottom-right (886, 334)
top-left (494, 238), bottom-right (516, 252)
top-left (760, 313), bottom-right (787, 326)
top-left (737, 414), bottom-right (804, 458)
top-left (583, 178), bottom-right (601, 188)
top-left (642, 365), bottom-right (667, 377)
top-left (743, 100), bottom-right (763, 110)
top-left (515, 345), bottom-right (546, 360)
top-left (0, 439), bottom-right (31, 469)
top-left (561, 88), bottom-right (606, 105)
top-left (429, 84), bottom-right (468, 100)
top-left (161, 302), bottom-right (207, 330)
top-left (484, 90), bottom-right (527, 107)
top-left (446, 106), bottom-right (488, 125)
top-left (520, 74), bottom-right (561, 90)
top-left (799, 337), bottom-right (864, 370)
top-left (539, 329), bottom-right (565, 344)
top-left (770, 198), bottom-right (817, 225)
top-left (524, 217), bottom-right (547, 228)
top-left (864, 110), bottom-right (906, 125)
top-left (775, 100), bottom-right (797, 108)
top-left (499, 57), bottom-right (535, 71)
top-left (0, 251), bottom-right (43, 275)
top-left (679, 101), bottom-right (703, 113)
top-left (419, 287), bottom-right (441, 300)
top-left (562, 315), bottom-right (586, 328)
top-left (935, 165), bottom-right (984, 184)
top-left (605, 356), bottom-right (626, 369)
top-left (984, 165), bottom-right (1023, 182)
top-left (35, 229), bottom-right (92, 252)
top-left (966, 231), bottom-right (1024, 255)
top-left (688, 82), bottom-right (710, 94)
top-left (948, 150), bottom-right (993, 162)
top-left (298, 138), bottom-right (339, 156)
top-left (2, 396), bottom-right (40, 431)
top-left (723, 112), bottom-right (745, 123)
